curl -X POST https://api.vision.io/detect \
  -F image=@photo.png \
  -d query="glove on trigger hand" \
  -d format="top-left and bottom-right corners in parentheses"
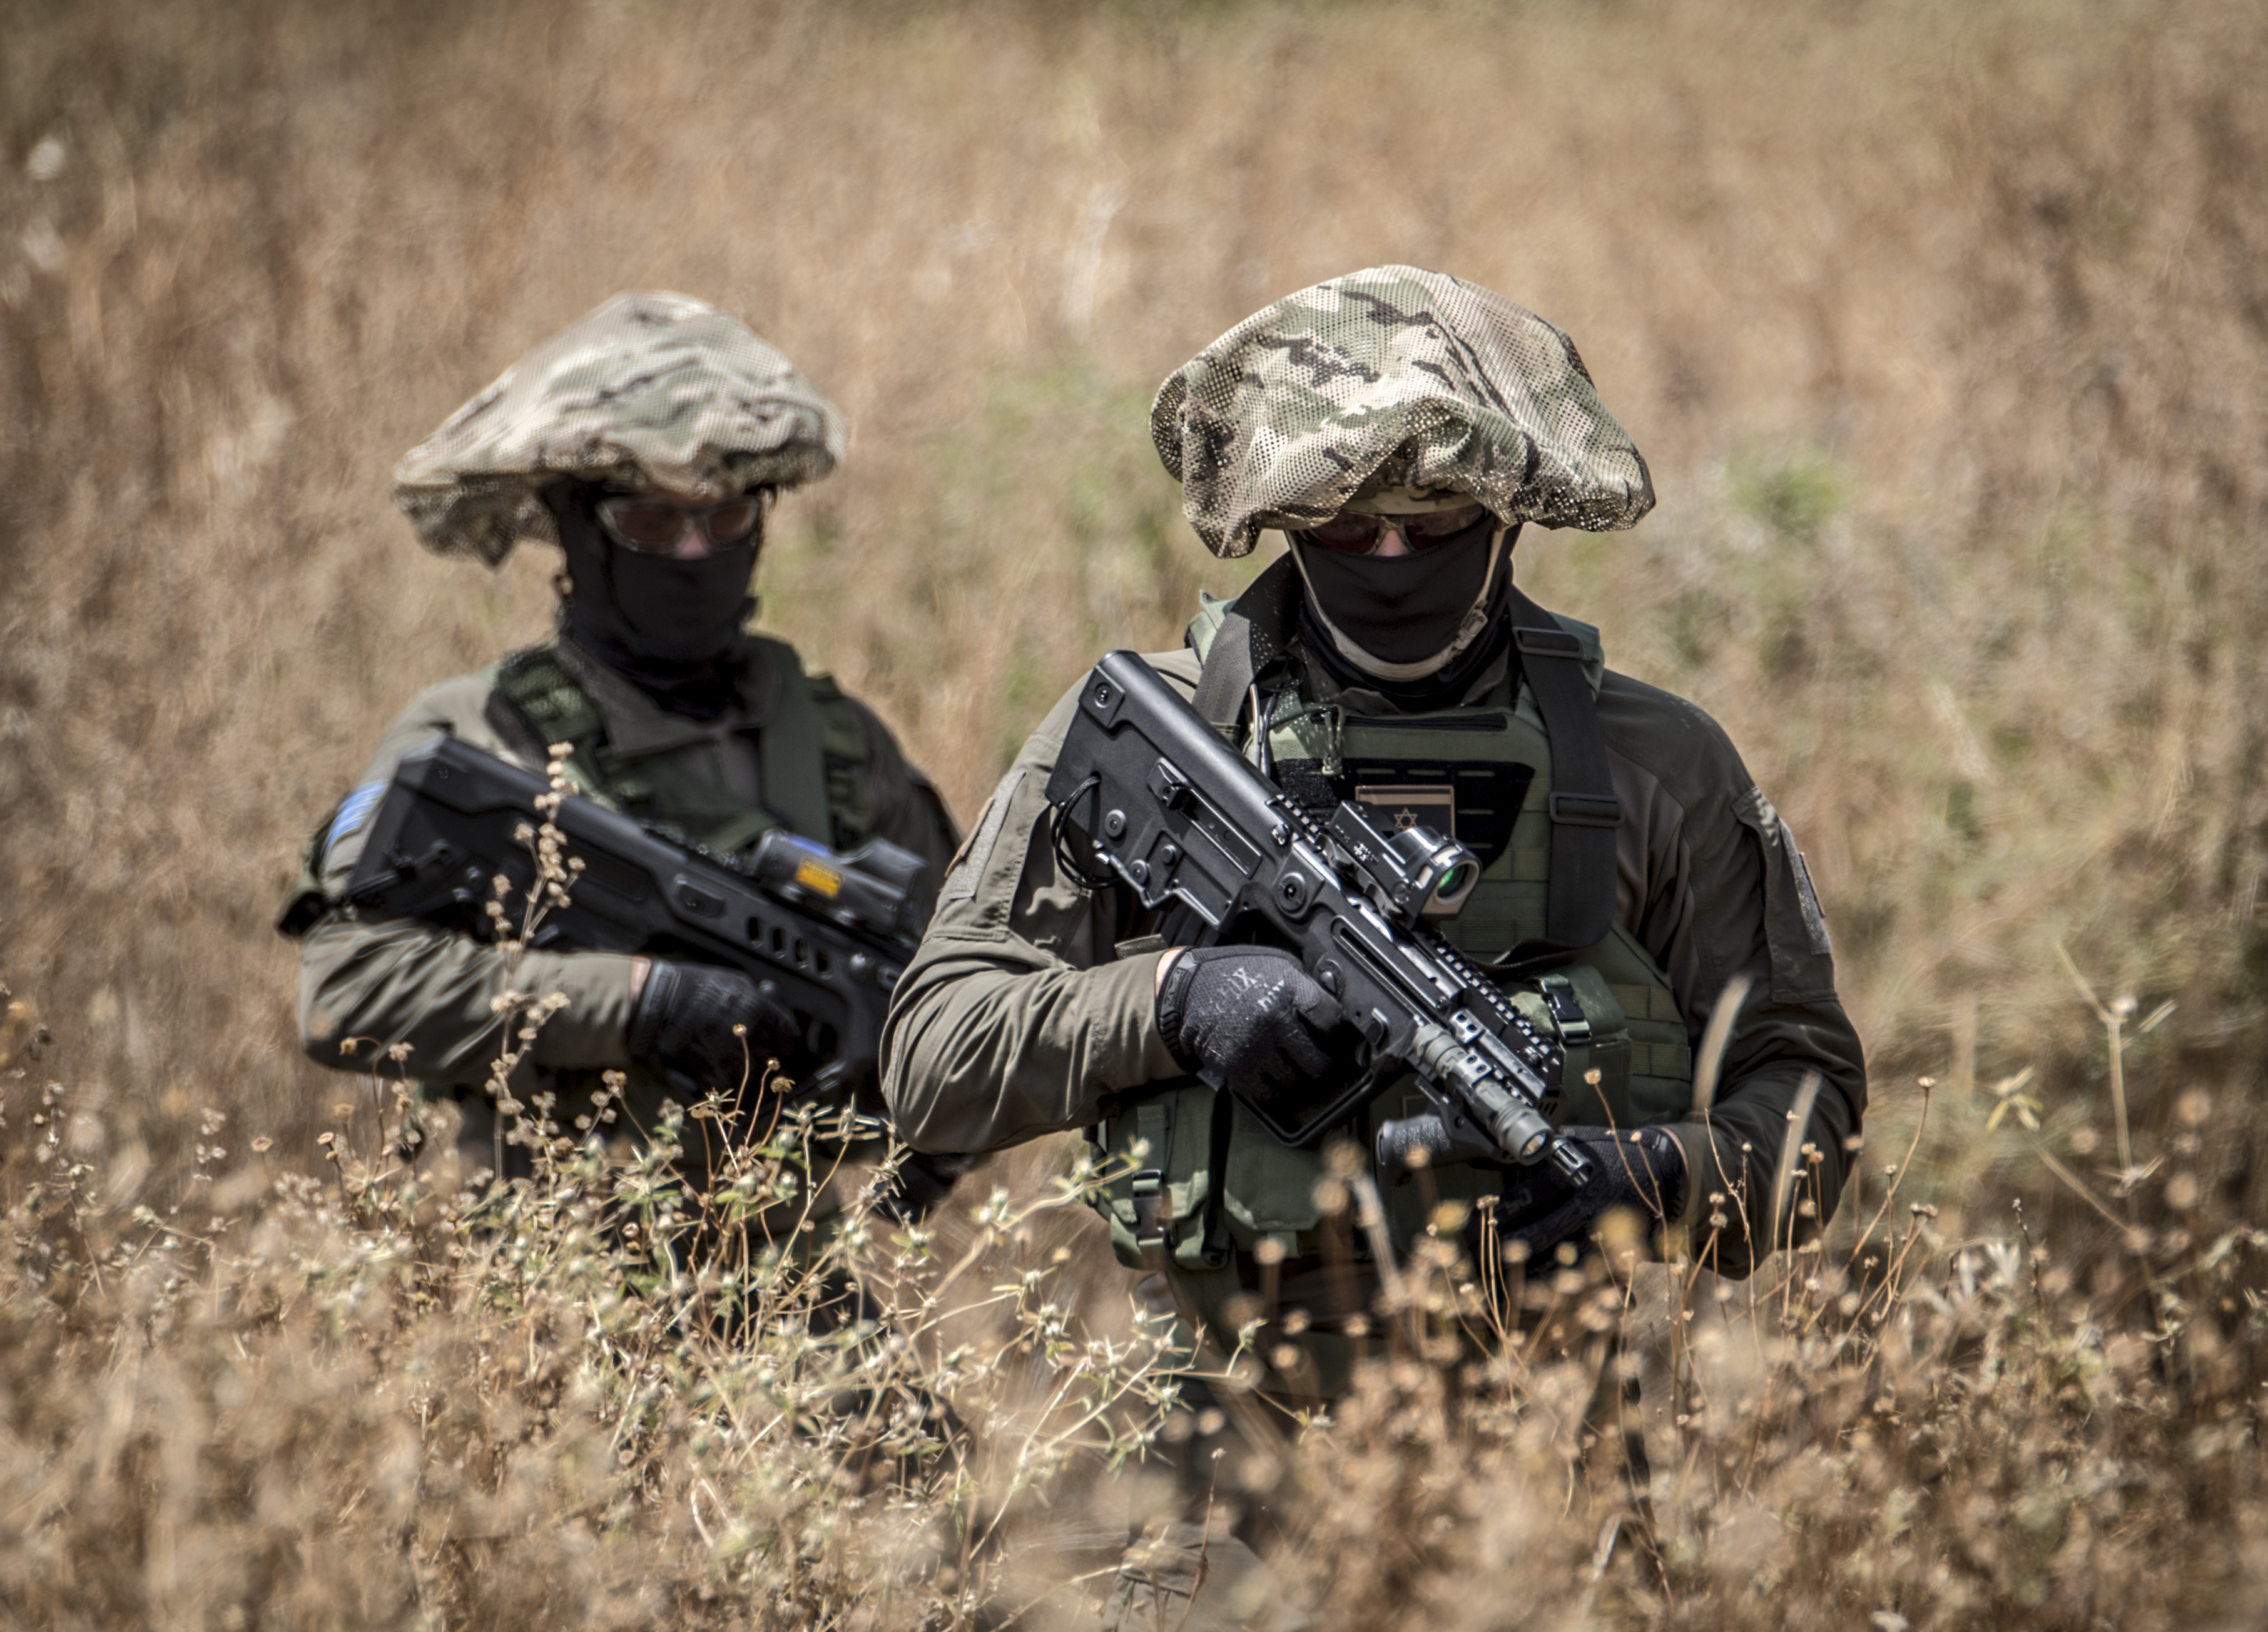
top-left (626, 960), bottom-right (803, 1098)
top-left (1155, 945), bottom-right (1363, 1123)
top-left (1490, 1124), bottom-right (1687, 1260)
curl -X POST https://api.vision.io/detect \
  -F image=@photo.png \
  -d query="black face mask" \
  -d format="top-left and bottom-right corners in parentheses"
top-left (544, 483), bottom-right (757, 719)
top-left (1293, 514), bottom-right (1500, 666)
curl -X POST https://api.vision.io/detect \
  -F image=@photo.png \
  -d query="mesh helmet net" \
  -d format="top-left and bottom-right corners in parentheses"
top-left (392, 291), bottom-right (847, 565)
top-left (1151, 266), bottom-right (1654, 558)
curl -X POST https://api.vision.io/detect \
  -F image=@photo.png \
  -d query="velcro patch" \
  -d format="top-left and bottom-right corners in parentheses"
top-left (940, 768), bottom-right (1023, 905)
top-left (1786, 833), bottom-right (1834, 956)
top-left (1351, 782), bottom-right (1457, 841)
top-left (329, 781), bottom-right (386, 847)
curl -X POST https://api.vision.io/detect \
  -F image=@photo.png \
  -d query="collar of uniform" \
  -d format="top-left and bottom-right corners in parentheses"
top-left (552, 632), bottom-right (774, 756)
top-left (1288, 636), bottom-right (1512, 714)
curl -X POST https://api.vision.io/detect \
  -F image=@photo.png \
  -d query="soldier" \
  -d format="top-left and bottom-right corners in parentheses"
top-left (881, 266), bottom-right (1866, 1626)
top-left (282, 291), bottom-right (960, 1207)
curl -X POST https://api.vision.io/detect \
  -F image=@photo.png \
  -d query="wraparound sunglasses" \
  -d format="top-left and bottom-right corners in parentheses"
top-left (595, 492), bottom-right (768, 554)
top-left (1297, 502), bottom-right (1491, 554)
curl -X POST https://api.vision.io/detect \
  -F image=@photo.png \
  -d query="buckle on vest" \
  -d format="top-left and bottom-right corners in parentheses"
top-left (1514, 626), bottom-right (1585, 659)
top-left (1548, 791), bottom-right (1623, 829)
top-left (1537, 974), bottom-right (1593, 1048)
top-left (1127, 1168), bottom-right (1171, 1270)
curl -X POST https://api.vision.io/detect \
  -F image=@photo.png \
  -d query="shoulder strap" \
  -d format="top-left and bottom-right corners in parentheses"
top-left (746, 637), bottom-right (840, 844)
top-left (1500, 588), bottom-right (1622, 968)
top-left (1190, 555), bottom-right (1301, 736)
top-left (809, 671), bottom-right (878, 848)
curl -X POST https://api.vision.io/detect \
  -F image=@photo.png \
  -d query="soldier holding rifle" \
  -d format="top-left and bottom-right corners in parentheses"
top-left (281, 292), bottom-right (959, 1205)
top-left (881, 266), bottom-right (1867, 1627)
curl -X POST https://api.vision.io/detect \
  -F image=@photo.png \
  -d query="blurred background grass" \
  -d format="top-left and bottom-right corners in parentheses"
top-left (2, 0), bottom-right (2264, 1251)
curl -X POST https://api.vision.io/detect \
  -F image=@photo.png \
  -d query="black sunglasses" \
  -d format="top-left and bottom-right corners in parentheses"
top-left (1297, 502), bottom-right (1492, 554)
top-left (594, 492), bottom-right (768, 554)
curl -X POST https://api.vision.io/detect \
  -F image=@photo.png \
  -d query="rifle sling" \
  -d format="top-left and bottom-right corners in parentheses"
top-left (1190, 555), bottom-right (1301, 735)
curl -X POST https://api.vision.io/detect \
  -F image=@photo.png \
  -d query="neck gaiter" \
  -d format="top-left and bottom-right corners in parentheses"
top-left (544, 484), bottom-right (756, 721)
top-left (1295, 571), bottom-right (1515, 710)
top-left (1291, 516), bottom-right (1515, 676)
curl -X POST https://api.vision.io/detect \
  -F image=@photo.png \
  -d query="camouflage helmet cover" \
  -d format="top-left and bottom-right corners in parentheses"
top-left (1150, 266), bottom-right (1654, 557)
top-left (392, 291), bottom-right (848, 565)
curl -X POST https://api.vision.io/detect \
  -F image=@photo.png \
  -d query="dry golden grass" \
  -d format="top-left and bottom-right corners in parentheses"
top-left (3, 0), bottom-right (2267, 1623)
top-left (3, 1015), bottom-right (2264, 1629)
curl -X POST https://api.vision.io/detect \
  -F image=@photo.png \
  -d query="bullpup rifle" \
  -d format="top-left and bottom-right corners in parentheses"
top-left (1046, 651), bottom-right (1595, 1186)
top-left (343, 734), bottom-right (932, 1106)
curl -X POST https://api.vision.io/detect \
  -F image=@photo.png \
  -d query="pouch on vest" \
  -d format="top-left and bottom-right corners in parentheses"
top-left (1219, 1097), bottom-right (1336, 1252)
top-left (1097, 1084), bottom-right (1232, 1272)
top-left (1505, 965), bottom-right (1630, 1122)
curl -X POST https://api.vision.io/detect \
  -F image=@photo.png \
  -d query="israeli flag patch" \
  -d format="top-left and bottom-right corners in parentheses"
top-left (330, 781), bottom-right (387, 848)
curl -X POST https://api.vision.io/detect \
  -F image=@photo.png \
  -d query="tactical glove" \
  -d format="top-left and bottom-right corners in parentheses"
top-left (1155, 945), bottom-right (1363, 1123)
top-left (1488, 1124), bottom-right (1686, 1259)
top-left (626, 960), bottom-right (803, 1097)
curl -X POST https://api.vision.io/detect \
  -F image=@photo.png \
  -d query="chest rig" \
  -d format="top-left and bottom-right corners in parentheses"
top-left (488, 637), bottom-right (875, 858)
top-left (490, 639), bottom-right (881, 1132)
top-left (435, 639), bottom-right (877, 1128)
top-left (1091, 560), bottom-right (1694, 1277)
top-left (275, 641), bottom-right (889, 1149)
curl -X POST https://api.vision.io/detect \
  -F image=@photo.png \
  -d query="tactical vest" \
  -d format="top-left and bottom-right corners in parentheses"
top-left (279, 637), bottom-right (877, 1122)
top-left (490, 638), bottom-right (885, 1130)
top-left (278, 636), bottom-right (879, 938)
top-left (486, 637), bottom-right (876, 855)
top-left (1091, 565), bottom-right (1693, 1277)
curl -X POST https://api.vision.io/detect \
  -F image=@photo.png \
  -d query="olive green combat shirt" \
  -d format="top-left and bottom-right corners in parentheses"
top-left (298, 633), bottom-right (957, 1105)
top-left (882, 632), bottom-right (1866, 1280)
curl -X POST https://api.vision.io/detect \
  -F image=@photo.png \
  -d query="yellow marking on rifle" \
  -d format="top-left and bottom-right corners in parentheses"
top-left (794, 858), bottom-right (844, 897)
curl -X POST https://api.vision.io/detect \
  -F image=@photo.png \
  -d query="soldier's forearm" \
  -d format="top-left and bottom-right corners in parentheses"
top-left (298, 914), bottom-right (638, 1082)
top-left (1672, 1052), bottom-right (1861, 1277)
top-left (880, 950), bottom-right (1179, 1152)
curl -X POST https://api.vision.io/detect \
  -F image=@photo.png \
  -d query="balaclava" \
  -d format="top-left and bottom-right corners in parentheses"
top-left (544, 481), bottom-right (757, 721)
top-left (1290, 485), bottom-right (1521, 705)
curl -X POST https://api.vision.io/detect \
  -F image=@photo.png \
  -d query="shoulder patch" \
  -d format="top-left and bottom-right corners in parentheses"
top-left (939, 768), bottom-right (1024, 905)
top-left (1736, 784), bottom-right (1838, 996)
top-left (1784, 829), bottom-right (1833, 956)
top-left (330, 781), bottom-right (387, 847)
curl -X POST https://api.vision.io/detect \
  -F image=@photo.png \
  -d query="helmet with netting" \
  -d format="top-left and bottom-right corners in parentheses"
top-left (392, 291), bottom-right (848, 565)
top-left (1150, 266), bottom-right (1654, 558)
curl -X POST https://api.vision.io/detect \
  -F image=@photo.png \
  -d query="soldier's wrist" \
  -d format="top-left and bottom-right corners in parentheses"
top-left (624, 958), bottom-right (679, 1058)
top-left (501, 948), bottom-right (640, 1067)
top-left (1659, 1121), bottom-right (1717, 1233)
top-left (1153, 950), bottom-right (1201, 1072)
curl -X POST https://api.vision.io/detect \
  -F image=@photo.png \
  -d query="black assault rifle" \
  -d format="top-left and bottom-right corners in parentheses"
top-left (343, 734), bottom-right (933, 1105)
top-left (1046, 651), bottom-right (1595, 1186)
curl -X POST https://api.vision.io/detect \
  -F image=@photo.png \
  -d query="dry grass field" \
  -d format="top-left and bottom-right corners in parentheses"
top-left (3, 0), bottom-right (2267, 1624)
